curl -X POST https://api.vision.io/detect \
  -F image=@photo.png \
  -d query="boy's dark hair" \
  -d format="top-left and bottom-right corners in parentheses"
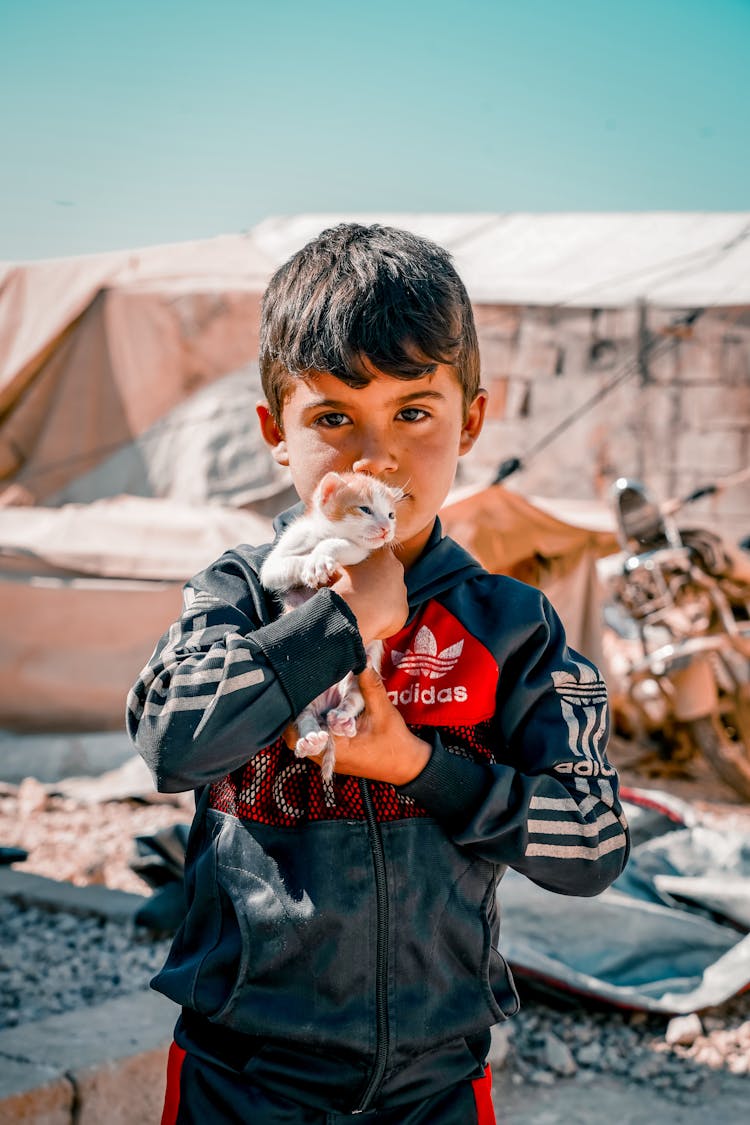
top-left (259, 223), bottom-right (481, 423)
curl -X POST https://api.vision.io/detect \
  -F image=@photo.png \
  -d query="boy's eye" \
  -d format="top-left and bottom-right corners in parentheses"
top-left (358, 505), bottom-right (373, 515)
top-left (315, 412), bottom-right (350, 428)
top-left (397, 407), bottom-right (429, 422)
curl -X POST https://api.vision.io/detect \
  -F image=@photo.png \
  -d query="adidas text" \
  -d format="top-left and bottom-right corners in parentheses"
top-left (388, 683), bottom-right (468, 707)
top-left (554, 760), bottom-right (616, 778)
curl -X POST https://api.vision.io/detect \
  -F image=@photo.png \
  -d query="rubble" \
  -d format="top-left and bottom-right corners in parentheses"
top-left (507, 989), bottom-right (750, 1101)
top-left (665, 1013), bottom-right (703, 1046)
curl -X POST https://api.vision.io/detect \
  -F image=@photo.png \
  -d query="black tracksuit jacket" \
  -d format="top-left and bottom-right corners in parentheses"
top-left (127, 512), bottom-right (629, 1114)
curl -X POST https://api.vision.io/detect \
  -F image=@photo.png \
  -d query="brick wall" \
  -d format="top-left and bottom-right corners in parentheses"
top-left (461, 303), bottom-right (750, 544)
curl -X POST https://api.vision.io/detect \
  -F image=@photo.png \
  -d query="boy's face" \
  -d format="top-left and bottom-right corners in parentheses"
top-left (257, 365), bottom-right (487, 567)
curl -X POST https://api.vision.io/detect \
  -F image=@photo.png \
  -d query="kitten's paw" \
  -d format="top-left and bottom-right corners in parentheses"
top-left (295, 730), bottom-right (330, 759)
top-left (326, 710), bottom-right (358, 738)
top-left (302, 555), bottom-right (337, 587)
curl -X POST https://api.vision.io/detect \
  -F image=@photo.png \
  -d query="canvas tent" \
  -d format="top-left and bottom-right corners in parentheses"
top-left (0, 235), bottom-right (274, 503)
top-left (247, 212), bottom-right (750, 307)
top-left (16, 216), bottom-right (726, 730)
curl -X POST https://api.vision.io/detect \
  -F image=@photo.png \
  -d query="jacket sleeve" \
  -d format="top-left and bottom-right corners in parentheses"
top-left (126, 549), bottom-right (367, 793)
top-left (400, 589), bottom-right (629, 897)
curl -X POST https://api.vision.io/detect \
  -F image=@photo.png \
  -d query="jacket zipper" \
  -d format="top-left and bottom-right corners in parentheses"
top-left (353, 778), bottom-right (389, 1113)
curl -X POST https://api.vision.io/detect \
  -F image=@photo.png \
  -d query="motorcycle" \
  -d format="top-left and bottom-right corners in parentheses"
top-left (602, 477), bottom-right (750, 800)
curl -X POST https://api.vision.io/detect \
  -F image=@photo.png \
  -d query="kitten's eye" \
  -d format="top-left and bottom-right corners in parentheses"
top-left (388, 512), bottom-right (395, 520)
top-left (358, 505), bottom-right (373, 516)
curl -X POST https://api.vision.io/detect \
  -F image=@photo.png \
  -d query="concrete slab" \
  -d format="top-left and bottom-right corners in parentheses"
top-left (0, 730), bottom-right (133, 785)
top-left (73, 1044), bottom-right (169, 1125)
top-left (0, 990), bottom-right (176, 1072)
top-left (0, 991), bottom-right (177, 1125)
top-left (0, 1057), bottom-right (73, 1125)
top-left (0, 868), bottom-right (148, 922)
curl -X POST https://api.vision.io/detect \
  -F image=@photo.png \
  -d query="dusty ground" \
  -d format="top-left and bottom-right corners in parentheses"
top-left (0, 773), bottom-right (191, 895)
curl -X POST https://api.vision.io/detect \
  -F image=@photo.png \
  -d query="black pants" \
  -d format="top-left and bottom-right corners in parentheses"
top-left (162, 1042), bottom-right (497, 1125)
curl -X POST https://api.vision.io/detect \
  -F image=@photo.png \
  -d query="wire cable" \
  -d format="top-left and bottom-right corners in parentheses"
top-left (493, 332), bottom-right (681, 483)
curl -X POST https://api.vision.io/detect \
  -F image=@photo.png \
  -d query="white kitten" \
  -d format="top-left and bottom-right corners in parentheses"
top-left (260, 471), bottom-right (402, 783)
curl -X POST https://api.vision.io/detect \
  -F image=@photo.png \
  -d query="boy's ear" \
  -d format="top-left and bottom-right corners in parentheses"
top-left (458, 389), bottom-right (488, 456)
top-left (256, 401), bottom-right (289, 466)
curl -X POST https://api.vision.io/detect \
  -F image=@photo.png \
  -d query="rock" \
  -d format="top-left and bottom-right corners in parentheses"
top-left (674, 1070), bottom-right (703, 1090)
top-left (488, 1023), bottom-right (513, 1070)
top-left (665, 1013), bottom-right (703, 1046)
top-left (17, 777), bottom-right (50, 815)
top-left (529, 1068), bottom-right (556, 1086)
top-left (632, 1055), bottom-right (661, 1080)
top-left (542, 1031), bottom-right (577, 1076)
top-left (577, 1040), bottom-right (603, 1066)
top-left (694, 1044), bottom-right (723, 1068)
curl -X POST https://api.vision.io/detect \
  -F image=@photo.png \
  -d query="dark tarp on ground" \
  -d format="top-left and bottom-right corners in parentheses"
top-left (501, 788), bottom-right (750, 1014)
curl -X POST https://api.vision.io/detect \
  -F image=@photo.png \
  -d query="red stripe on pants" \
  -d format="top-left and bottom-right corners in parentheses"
top-left (161, 1041), bottom-right (186, 1125)
top-left (472, 1064), bottom-right (496, 1125)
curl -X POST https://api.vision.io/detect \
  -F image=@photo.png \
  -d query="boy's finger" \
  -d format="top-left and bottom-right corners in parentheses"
top-left (357, 662), bottom-right (387, 704)
top-left (282, 723), bottom-right (298, 749)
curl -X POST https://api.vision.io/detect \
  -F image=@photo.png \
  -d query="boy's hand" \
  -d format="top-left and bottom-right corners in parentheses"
top-left (285, 665), bottom-right (431, 787)
top-left (332, 549), bottom-right (408, 645)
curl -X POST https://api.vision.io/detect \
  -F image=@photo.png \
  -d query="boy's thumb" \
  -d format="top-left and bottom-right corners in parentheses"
top-left (358, 661), bottom-right (385, 699)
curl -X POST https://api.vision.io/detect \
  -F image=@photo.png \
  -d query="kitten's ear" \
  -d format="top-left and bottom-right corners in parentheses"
top-left (316, 472), bottom-right (344, 506)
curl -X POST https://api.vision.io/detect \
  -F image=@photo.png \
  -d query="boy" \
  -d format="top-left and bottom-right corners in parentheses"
top-left (127, 223), bottom-right (629, 1124)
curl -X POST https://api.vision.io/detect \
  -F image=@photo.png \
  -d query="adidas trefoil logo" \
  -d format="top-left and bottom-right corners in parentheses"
top-left (391, 626), bottom-right (464, 680)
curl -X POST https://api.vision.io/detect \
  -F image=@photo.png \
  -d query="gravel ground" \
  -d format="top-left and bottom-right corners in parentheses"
top-left (0, 900), bottom-right (172, 1029)
top-left (2, 751), bottom-right (750, 1104)
top-left (503, 987), bottom-right (750, 1101)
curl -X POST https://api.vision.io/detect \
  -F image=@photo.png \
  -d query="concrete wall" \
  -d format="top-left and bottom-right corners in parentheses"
top-left (462, 303), bottom-right (750, 543)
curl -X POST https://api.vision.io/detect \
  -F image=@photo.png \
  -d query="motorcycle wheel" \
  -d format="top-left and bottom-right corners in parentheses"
top-left (687, 688), bottom-right (750, 800)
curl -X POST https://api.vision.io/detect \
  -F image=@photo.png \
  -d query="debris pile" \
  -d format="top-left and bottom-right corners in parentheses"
top-left (505, 991), bottom-right (750, 1099)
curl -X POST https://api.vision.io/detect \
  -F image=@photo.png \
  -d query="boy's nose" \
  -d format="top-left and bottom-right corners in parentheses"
top-left (351, 437), bottom-right (398, 476)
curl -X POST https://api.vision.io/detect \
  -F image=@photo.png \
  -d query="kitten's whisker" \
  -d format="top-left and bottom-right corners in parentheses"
top-left (396, 476), bottom-right (413, 502)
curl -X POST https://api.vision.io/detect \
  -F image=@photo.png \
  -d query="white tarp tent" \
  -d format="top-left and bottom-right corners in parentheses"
top-left (250, 212), bottom-right (750, 307)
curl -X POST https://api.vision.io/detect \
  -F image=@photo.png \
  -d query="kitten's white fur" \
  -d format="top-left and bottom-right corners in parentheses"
top-left (260, 471), bottom-right (402, 783)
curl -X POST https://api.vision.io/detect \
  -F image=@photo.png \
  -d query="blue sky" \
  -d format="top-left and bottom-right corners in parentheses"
top-left (1, 0), bottom-right (748, 260)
